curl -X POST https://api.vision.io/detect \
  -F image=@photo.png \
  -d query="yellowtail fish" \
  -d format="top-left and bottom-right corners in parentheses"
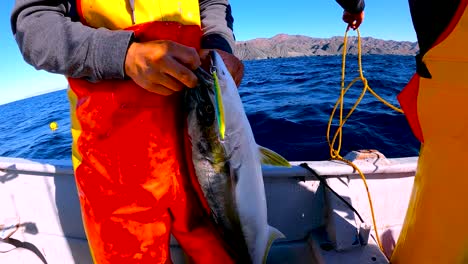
top-left (184, 50), bottom-right (289, 264)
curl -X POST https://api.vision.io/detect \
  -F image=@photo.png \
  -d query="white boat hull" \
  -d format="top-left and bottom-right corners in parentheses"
top-left (0, 151), bottom-right (417, 264)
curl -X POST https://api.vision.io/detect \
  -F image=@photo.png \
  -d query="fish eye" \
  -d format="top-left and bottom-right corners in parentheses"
top-left (205, 105), bottom-right (214, 114)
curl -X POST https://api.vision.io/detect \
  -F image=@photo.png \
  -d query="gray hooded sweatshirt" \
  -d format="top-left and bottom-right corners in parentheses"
top-left (11, 0), bottom-right (236, 82)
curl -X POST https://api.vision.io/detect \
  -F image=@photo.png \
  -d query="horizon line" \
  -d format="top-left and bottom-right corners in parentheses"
top-left (236, 33), bottom-right (418, 43)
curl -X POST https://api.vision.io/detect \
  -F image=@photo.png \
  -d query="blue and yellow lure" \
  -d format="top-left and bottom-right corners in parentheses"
top-left (211, 67), bottom-right (225, 140)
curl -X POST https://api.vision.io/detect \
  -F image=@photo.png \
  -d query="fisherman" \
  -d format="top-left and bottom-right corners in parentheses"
top-left (10, 0), bottom-right (369, 263)
top-left (336, 0), bottom-right (468, 262)
top-left (389, 0), bottom-right (467, 263)
top-left (11, 0), bottom-right (242, 263)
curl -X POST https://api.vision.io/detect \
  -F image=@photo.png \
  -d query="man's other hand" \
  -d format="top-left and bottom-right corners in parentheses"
top-left (343, 11), bottom-right (364, 30)
top-left (199, 49), bottom-right (244, 87)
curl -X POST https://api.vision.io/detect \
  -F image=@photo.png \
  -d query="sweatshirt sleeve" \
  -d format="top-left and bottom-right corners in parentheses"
top-left (199, 0), bottom-right (236, 54)
top-left (336, 0), bottom-right (365, 14)
top-left (11, 0), bottom-right (134, 82)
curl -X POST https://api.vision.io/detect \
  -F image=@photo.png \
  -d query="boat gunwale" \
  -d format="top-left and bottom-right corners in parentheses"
top-left (0, 156), bottom-right (418, 179)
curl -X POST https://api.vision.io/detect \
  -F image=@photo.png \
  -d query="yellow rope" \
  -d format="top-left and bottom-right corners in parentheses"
top-left (326, 28), bottom-right (404, 253)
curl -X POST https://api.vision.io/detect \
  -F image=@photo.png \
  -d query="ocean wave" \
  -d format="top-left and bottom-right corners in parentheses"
top-left (0, 55), bottom-right (419, 161)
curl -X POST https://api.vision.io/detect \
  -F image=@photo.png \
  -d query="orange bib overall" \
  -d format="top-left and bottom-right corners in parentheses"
top-left (67, 1), bottom-right (233, 263)
top-left (394, 1), bottom-right (468, 263)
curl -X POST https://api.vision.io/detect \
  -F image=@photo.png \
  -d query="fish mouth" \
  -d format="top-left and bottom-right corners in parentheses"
top-left (184, 66), bottom-right (215, 127)
top-left (193, 67), bottom-right (213, 88)
top-left (188, 52), bottom-right (226, 141)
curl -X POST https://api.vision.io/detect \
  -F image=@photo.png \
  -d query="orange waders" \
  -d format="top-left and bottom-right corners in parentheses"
top-left (392, 1), bottom-right (468, 263)
top-left (67, 1), bottom-right (233, 263)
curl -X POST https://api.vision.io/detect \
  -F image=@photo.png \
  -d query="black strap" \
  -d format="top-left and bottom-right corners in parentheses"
top-left (1, 238), bottom-right (48, 264)
top-left (299, 163), bottom-right (364, 223)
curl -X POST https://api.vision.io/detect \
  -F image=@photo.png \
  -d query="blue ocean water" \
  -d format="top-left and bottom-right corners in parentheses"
top-left (0, 55), bottom-right (420, 161)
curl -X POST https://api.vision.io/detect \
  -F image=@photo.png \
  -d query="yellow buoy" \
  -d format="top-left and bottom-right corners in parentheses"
top-left (49, 121), bottom-right (58, 131)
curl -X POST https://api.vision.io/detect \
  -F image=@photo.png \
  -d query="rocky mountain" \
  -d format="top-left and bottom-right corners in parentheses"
top-left (234, 34), bottom-right (419, 60)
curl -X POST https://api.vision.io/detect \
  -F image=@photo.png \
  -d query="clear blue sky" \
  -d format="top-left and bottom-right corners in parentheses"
top-left (0, 0), bottom-right (416, 105)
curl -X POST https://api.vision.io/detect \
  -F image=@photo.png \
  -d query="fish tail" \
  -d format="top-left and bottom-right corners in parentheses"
top-left (261, 226), bottom-right (285, 264)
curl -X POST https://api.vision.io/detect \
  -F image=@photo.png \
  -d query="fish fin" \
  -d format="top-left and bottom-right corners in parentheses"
top-left (258, 146), bottom-right (291, 167)
top-left (262, 226), bottom-right (285, 264)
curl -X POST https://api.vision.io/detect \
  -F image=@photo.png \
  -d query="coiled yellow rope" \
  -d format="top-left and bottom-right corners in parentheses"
top-left (326, 28), bottom-right (404, 252)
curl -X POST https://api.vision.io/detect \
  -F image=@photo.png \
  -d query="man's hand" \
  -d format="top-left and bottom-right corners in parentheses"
top-left (199, 49), bottom-right (244, 87)
top-left (342, 11), bottom-right (364, 30)
top-left (125, 40), bottom-right (201, 95)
